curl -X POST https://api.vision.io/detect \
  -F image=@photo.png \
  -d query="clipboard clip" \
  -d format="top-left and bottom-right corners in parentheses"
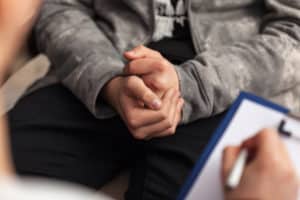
top-left (288, 112), bottom-right (300, 121)
top-left (278, 112), bottom-right (300, 142)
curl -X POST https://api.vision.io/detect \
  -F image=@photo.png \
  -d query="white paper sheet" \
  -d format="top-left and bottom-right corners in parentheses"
top-left (185, 99), bottom-right (300, 200)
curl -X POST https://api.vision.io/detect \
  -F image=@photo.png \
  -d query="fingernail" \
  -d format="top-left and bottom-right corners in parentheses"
top-left (152, 99), bottom-right (162, 109)
top-left (180, 98), bottom-right (185, 105)
top-left (174, 90), bottom-right (180, 98)
top-left (178, 90), bottom-right (182, 98)
top-left (126, 50), bottom-right (135, 55)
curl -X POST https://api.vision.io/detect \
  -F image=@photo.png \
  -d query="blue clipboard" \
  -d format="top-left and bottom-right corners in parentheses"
top-left (177, 92), bottom-right (289, 200)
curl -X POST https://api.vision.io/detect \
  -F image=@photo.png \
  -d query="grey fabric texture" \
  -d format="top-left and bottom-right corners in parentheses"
top-left (34, 0), bottom-right (300, 124)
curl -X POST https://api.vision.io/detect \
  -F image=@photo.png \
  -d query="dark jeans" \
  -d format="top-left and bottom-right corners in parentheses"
top-left (8, 84), bottom-right (225, 200)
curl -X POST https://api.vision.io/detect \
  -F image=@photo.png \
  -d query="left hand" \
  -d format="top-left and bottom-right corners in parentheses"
top-left (124, 45), bottom-right (180, 99)
top-left (0, 0), bottom-right (41, 73)
top-left (102, 76), bottom-right (184, 140)
top-left (0, 0), bottom-right (41, 33)
top-left (0, 0), bottom-right (41, 175)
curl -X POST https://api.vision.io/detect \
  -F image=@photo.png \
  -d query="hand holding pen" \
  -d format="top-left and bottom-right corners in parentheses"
top-left (222, 129), bottom-right (298, 200)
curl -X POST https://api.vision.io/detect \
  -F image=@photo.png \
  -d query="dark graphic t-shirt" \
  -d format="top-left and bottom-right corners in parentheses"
top-left (148, 0), bottom-right (195, 64)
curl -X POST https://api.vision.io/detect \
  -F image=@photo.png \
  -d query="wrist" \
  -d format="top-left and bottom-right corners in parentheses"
top-left (101, 76), bottom-right (123, 110)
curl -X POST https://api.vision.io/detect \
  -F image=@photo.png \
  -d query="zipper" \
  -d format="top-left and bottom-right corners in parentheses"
top-left (141, 0), bottom-right (156, 45)
top-left (187, 0), bottom-right (202, 53)
top-left (144, 0), bottom-right (201, 53)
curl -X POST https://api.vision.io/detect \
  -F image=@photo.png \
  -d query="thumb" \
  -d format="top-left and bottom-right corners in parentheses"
top-left (125, 76), bottom-right (162, 110)
top-left (124, 45), bottom-right (162, 60)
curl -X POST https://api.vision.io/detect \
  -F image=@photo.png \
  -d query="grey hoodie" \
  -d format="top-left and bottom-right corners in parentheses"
top-left (34, 0), bottom-right (300, 124)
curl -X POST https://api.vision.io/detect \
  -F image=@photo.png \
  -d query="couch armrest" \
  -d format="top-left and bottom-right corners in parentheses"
top-left (0, 54), bottom-right (50, 115)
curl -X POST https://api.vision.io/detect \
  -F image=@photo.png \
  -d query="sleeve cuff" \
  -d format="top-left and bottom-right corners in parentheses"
top-left (174, 62), bottom-right (197, 124)
top-left (63, 60), bottom-right (124, 120)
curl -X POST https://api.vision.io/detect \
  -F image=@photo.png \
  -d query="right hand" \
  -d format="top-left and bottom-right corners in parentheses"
top-left (102, 76), bottom-right (184, 140)
top-left (222, 129), bottom-right (299, 200)
top-left (124, 45), bottom-right (179, 99)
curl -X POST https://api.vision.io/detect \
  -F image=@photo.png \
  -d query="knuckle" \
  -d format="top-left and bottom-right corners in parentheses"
top-left (152, 76), bottom-right (162, 85)
top-left (257, 160), bottom-right (271, 174)
top-left (223, 147), bottom-right (230, 156)
top-left (142, 91), bottom-right (151, 101)
top-left (269, 154), bottom-right (282, 166)
top-left (157, 78), bottom-right (168, 89)
top-left (159, 59), bottom-right (170, 69)
top-left (127, 76), bottom-right (138, 84)
top-left (160, 111), bottom-right (168, 120)
top-left (257, 128), bottom-right (279, 143)
top-left (165, 119), bottom-right (173, 129)
top-left (119, 93), bottom-right (126, 102)
top-left (165, 127), bottom-right (176, 136)
top-left (260, 128), bottom-right (275, 137)
top-left (123, 110), bottom-right (130, 118)
top-left (132, 131), bottom-right (146, 140)
top-left (155, 52), bottom-right (162, 57)
top-left (124, 79), bottom-right (132, 91)
top-left (170, 126), bottom-right (176, 135)
top-left (123, 83), bottom-right (131, 92)
top-left (124, 111), bottom-right (134, 122)
top-left (136, 45), bottom-right (144, 51)
top-left (164, 129), bottom-right (172, 136)
top-left (282, 166), bottom-right (294, 176)
top-left (223, 146), bottom-right (234, 156)
top-left (125, 76), bottom-right (138, 89)
top-left (153, 60), bottom-right (162, 69)
top-left (127, 62), bottom-right (135, 73)
top-left (283, 168), bottom-right (298, 184)
top-left (128, 118), bottom-right (139, 130)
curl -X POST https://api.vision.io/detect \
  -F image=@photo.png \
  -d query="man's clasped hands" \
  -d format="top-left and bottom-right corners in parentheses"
top-left (103, 45), bottom-right (183, 140)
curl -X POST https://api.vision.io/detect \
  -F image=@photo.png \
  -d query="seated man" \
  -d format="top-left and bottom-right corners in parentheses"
top-left (8, 0), bottom-right (300, 200)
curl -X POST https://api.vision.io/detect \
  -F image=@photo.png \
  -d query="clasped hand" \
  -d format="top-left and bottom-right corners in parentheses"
top-left (103, 46), bottom-right (183, 140)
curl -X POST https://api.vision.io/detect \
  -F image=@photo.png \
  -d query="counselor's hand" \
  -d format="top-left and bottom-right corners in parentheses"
top-left (103, 76), bottom-right (184, 140)
top-left (0, 0), bottom-right (41, 33)
top-left (0, 0), bottom-right (41, 74)
top-left (124, 45), bottom-right (180, 99)
top-left (222, 129), bottom-right (299, 200)
top-left (0, 0), bottom-right (41, 175)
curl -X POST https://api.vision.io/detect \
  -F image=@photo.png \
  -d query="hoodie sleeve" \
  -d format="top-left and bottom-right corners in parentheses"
top-left (35, 0), bottom-right (123, 119)
top-left (175, 0), bottom-right (300, 124)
